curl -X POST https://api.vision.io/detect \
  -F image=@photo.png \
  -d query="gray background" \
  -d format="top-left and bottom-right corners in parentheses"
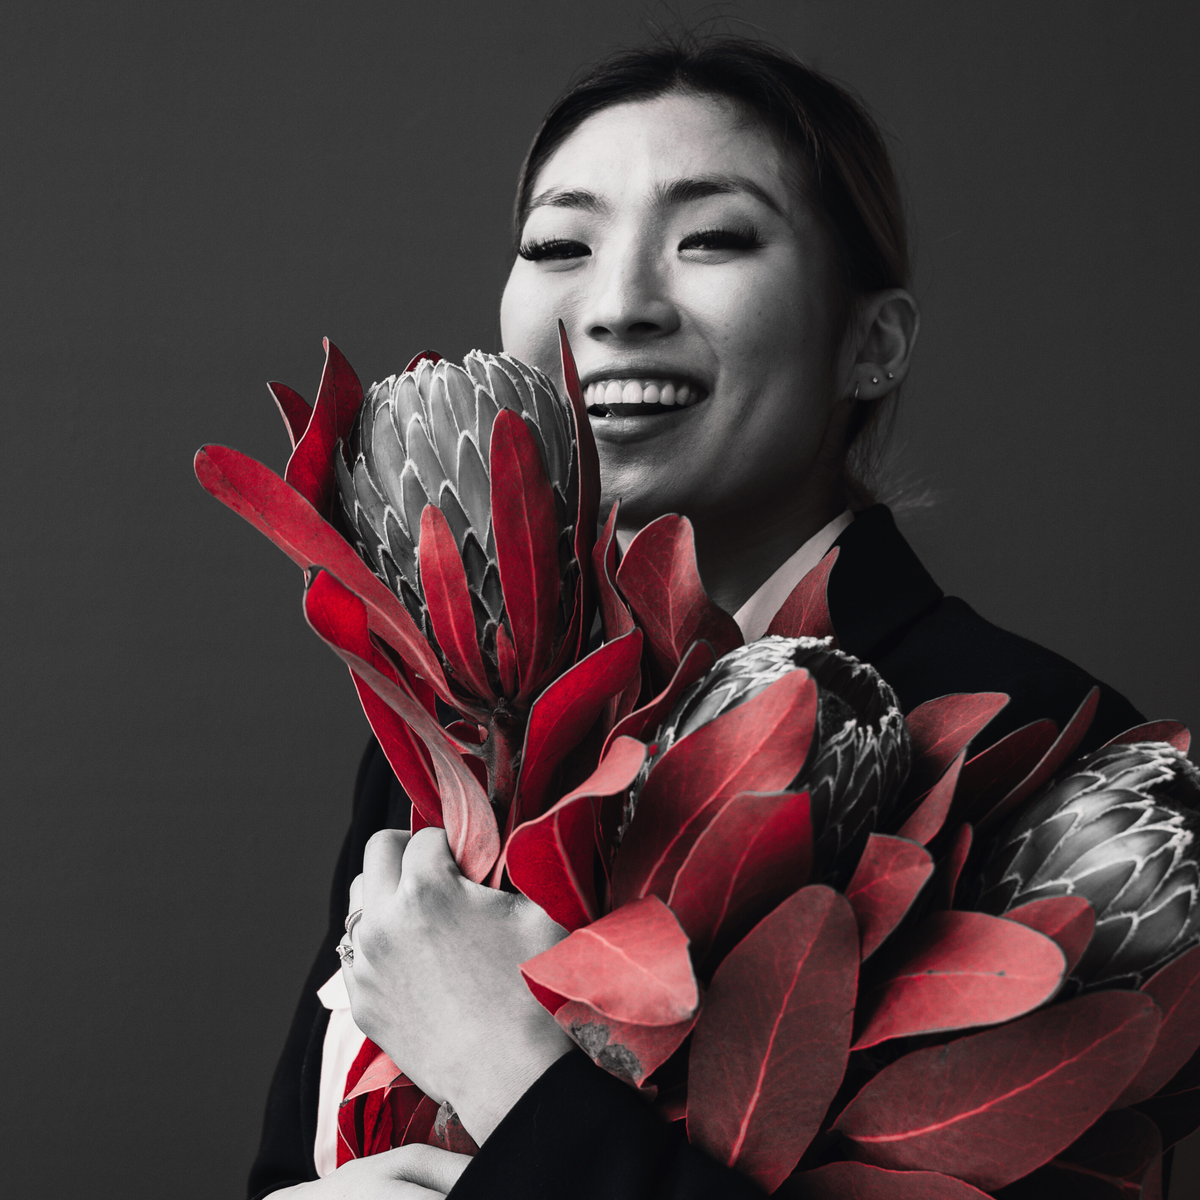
top-left (3, 1), bottom-right (1198, 1196)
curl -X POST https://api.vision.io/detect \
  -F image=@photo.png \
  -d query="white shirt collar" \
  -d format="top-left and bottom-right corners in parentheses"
top-left (731, 510), bottom-right (853, 642)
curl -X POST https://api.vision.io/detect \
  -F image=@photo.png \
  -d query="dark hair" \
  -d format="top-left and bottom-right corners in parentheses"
top-left (513, 35), bottom-right (911, 500)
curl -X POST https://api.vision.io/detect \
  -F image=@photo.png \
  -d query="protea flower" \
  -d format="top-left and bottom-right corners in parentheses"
top-left (976, 741), bottom-right (1200, 990)
top-left (625, 636), bottom-right (911, 882)
top-left (335, 351), bottom-right (579, 713)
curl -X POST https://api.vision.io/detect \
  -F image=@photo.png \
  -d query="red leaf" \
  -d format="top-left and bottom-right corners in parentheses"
top-left (593, 502), bottom-right (635, 643)
top-left (193, 445), bottom-right (457, 709)
top-left (612, 670), bottom-right (819, 907)
top-left (267, 380), bottom-right (312, 450)
top-left (853, 910), bottom-right (1066, 1049)
top-left (303, 570), bottom-right (499, 882)
top-left (400, 1093), bottom-right (440, 1146)
top-left (559, 323), bottom-right (600, 624)
top-left (489, 409), bottom-right (560, 700)
top-left (496, 623), bottom-right (518, 697)
top-left (404, 350), bottom-right (442, 371)
top-left (794, 1162), bottom-right (993, 1199)
top-left (977, 687), bottom-right (1100, 834)
top-left (1004, 896), bottom-right (1095, 976)
top-left (1103, 721), bottom-right (1191, 756)
top-left (351, 672), bottom-right (442, 829)
top-left (616, 514), bottom-right (743, 680)
top-left (418, 505), bottom-right (495, 701)
top-left (1135, 1042), bottom-right (1200, 1150)
top-left (554, 999), bottom-right (696, 1088)
top-left (506, 736), bottom-right (648, 932)
top-left (954, 718), bottom-right (1059, 826)
top-left (833, 990), bottom-right (1162, 1190)
top-left (520, 896), bottom-right (698, 1026)
top-left (845, 834), bottom-right (934, 960)
top-left (668, 789), bottom-right (814, 963)
top-left (938, 822), bottom-right (973, 909)
top-left (895, 752), bottom-right (965, 846)
top-left (1117, 943), bottom-right (1200, 1106)
top-left (603, 639), bottom-right (716, 754)
top-left (764, 547), bottom-right (840, 642)
top-left (507, 629), bottom-right (643, 836)
top-left (432, 1101), bottom-right (480, 1155)
top-left (1013, 1109), bottom-right (1162, 1200)
top-left (687, 886), bottom-right (860, 1192)
top-left (342, 1046), bottom-right (407, 1103)
top-left (284, 338), bottom-right (363, 517)
top-left (904, 693), bottom-right (1010, 793)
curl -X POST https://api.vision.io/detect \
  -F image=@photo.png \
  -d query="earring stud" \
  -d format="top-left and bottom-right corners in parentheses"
top-left (853, 382), bottom-right (860, 401)
top-left (886, 372), bottom-right (895, 380)
top-left (871, 376), bottom-right (879, 385)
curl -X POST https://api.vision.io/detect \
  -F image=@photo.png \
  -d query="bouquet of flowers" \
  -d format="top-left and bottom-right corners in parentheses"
top-left (198, 335), bottom-right (1200, 1197)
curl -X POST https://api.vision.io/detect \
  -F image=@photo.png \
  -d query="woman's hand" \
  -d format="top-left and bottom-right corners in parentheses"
top-left (342, 827), bottom-right (574, 1144)
top-left (273, 1145), bottom-right (472, 1198)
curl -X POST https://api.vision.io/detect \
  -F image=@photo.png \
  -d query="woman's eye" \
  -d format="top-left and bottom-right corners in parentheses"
top-left (679, 227), bottom-right (763, 252)
top-left (518, 238), bottom-right (590, 262)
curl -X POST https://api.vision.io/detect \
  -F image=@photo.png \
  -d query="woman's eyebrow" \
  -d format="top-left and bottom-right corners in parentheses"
top-left (526, 175), bottom-right (785, 218)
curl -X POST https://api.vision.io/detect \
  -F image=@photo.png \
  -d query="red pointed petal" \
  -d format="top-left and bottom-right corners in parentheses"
top-left (351, 673), bottom-right (442, 828)
top-left (506, 736), bottom-right (648, 932)
top-left (520, 896), bottom-right (698, 1026)
top-left (603, 639), bottom-right (716, 755)
top-left (1103, 720), bottom-right (1191, 755)
top-left (977, 687), bottom-right (1100, 834)
top-left (508, 629), bottom-right (643, 835)
top-left (267, 380), bottom-right (312, 450)
top-left (895, 751), bottom-right (966, 846)
top-left (417, 505), bottom-right (495, 702)
top-left (555, 1000), bottom-right (697, 1088)
top-left (668, 790), bottom-right (813, 963)
top-left (764, 546), bottom-right (840, 642)
top-left (846, 834), bottom-right (935, 960)
top-left (593, 501), bottom-right (635, 642)
top-left (559, 323), bottom-right (601, 607)
top-left (194, 445), bottom-right (456, 706)
top-left (853, 910), bottom-right (1065, 1049)
top-left (495, 623), bottom-right (518, 697)
top-left (904, 693), bottom-right (1010, 795)
top-left (938, 822), bottom-right (973, 909)
top-left (687, 886), bottom-right (860, 1192)
top-left (954, 718), bottom-right (1059, 826)
top-left (834, 990), bottom-right (1161, 1190)
top-left (342, 1049), bottom-right (407, 1103)
top-left (794, 1162), bottom-right (993, 1199)
top-left (612, 669), bottom-right (819, 907)
top-left (616, 514), bottom-right (742, 680)
top-left (1117, 943), bottom-right (1200, 1107)
top-left (489, 409), bottom-right (560, 699)
top-left (284, 338), bottom-right (363, 516)
top-left (1003, 896), bottom-right (1095, 976)
top-left (303, 570), bottom-right (499, 882)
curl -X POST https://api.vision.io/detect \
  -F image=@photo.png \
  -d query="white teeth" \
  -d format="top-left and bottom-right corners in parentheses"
top-left (584, 378), bottom-right (705, 409)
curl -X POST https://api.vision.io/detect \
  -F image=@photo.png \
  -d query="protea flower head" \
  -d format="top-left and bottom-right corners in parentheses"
top-left (335, 350), bottom-right (579, 712)
top-left (627, 635), bottom-right (911, 881)
top-left (976, 742), bottom-right (1200, 990)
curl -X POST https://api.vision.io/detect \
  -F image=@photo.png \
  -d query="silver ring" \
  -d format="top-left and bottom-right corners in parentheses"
top-left (336, 941), bottom-right (354, 966)
top-left (345, 907), bottom-right (364, 937)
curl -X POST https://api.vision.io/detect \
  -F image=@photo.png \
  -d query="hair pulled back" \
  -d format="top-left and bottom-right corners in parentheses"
top-left (514, 35), bottom-right (911, 497)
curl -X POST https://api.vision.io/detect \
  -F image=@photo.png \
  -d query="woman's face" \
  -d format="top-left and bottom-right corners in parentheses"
top-left (500, 91), bottom-right (850, 535)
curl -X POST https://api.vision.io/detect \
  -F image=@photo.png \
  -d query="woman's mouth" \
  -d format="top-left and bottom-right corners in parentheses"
top-left (584, 378), bottom-right (708, 417)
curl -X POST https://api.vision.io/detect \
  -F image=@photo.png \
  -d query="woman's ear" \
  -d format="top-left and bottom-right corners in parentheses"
top-left (843, 288), bottom-right (920, 401)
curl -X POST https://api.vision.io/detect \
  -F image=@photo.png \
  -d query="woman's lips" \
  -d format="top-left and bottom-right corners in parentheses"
top-left (584, 377), bottom-right (708, 418)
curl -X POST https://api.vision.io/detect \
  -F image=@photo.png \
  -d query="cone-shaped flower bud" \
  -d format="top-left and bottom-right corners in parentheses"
top-left (628, 636), bottom-right (910, 881)
top-left (976, 742), bottom-right (1200, 990)
top-left (335, 351), bottom-right (578, 708)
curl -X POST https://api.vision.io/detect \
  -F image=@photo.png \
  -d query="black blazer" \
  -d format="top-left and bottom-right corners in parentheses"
top-left (248, 505), bottom-right (1145, 1200)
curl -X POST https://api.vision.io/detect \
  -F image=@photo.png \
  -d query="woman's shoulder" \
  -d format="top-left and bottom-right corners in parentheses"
top-left (830, 505), bottom-right (1144, 751)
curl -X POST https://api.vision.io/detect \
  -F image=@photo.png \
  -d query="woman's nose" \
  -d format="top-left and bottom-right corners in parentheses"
top-left (583, 243), bottom-right (680, 343)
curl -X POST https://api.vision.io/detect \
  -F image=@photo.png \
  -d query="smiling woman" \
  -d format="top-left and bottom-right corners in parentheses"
top-left (248, 36), bottom-right (1147, 1200)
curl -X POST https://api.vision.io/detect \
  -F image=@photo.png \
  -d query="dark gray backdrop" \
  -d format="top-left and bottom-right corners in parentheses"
top-left (3, 2), bottom-right (1198, 1196)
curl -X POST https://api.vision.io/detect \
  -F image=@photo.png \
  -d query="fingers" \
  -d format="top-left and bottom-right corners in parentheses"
top-left (380, 1144), bottom-right (473, 1193)
top-left (348, 873), bottom-right (363, 914)
top-left (362, 828), bottom-right (411, 910)
top-left (394, 827), bottom-right (458, 891)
